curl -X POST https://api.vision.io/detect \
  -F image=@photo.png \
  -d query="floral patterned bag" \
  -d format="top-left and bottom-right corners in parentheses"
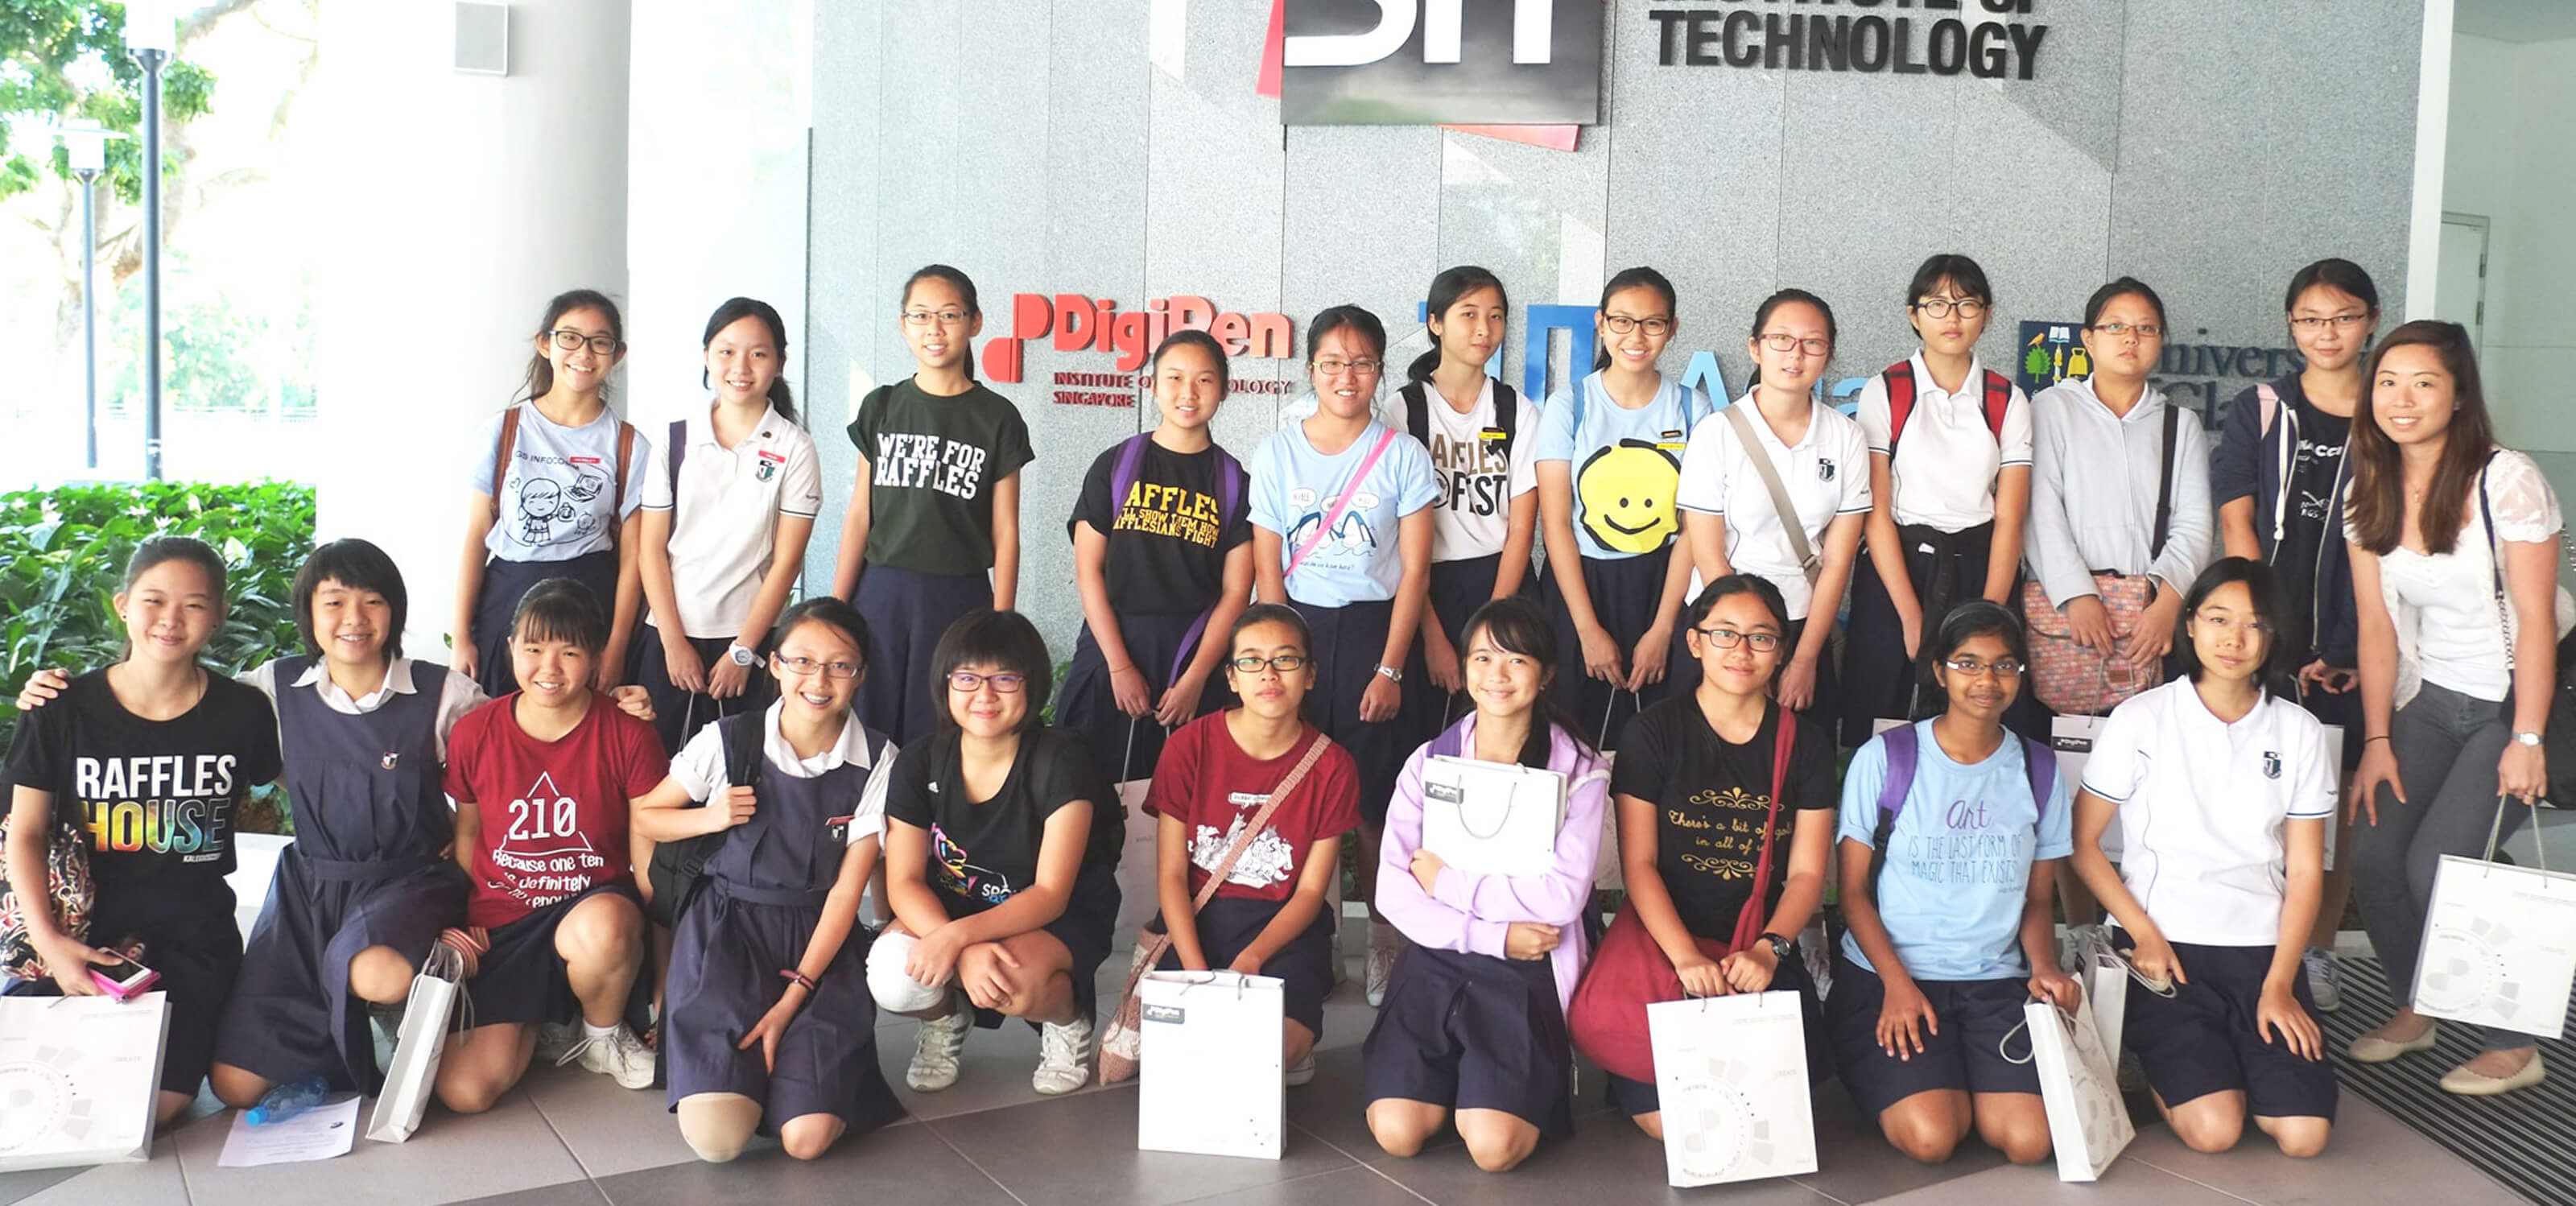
top-left (0, 819), bottom-right (95, 981)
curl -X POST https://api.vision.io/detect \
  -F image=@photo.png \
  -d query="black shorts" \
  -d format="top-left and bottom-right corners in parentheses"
top-left (966, 861), bottom-right (1120, 1030)
top-left (1825, 952), bottom-right (2041, 1117)
top-left (1362, 946), bottom-right (1574, 1137)
top-left (464, 884), bottom-right (647, 1030)
top-left (2117, 935), bottom-right (2337, 1121)
top-left (1152, 895), bottom-right (1333, 1036)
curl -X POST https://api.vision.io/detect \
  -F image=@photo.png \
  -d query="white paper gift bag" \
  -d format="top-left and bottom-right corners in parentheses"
top-left (367, 944), bottom-right (466, 1143)
top-left (1646, 991), bottom-right (1817, 1188)
top-left (0, 991), bottom-right (169, 1171)
top-left (2412, 800), bottom-right (2576, 1040)
top-left (1421, 756), bottom-right (1567, 878)
top-left (1137, 971), bottom-right (1285, 1160)
top-left (2026, 996), bottom-right (2134, 1182)
top-left (1111, 721), bottom-right (1167, 937)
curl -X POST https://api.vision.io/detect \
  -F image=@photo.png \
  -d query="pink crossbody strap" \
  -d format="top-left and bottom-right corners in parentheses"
top-left (1285, 427), bottom-right (1399, 579)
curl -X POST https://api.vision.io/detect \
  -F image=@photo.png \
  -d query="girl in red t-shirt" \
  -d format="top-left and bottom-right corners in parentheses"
top-left (1142, 603), bottom-right (1361, 1084)
top-left (437, 578), bottom-right (668, 1111)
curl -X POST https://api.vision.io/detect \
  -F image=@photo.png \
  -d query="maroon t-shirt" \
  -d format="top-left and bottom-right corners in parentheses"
top-left (443, 695), bottom-right (667, 928)
top-left (1142, 712), bottom-right (1360, 903)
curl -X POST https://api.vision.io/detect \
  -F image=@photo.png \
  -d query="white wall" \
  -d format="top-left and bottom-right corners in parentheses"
top-left (2445, 33), bottom-right (2576, 460)
top-left (312, 0), bottom-right (633, 659)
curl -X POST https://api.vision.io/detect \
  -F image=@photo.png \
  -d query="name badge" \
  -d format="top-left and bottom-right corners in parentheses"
top-left (1478, 427), bottom-right (1508, 442)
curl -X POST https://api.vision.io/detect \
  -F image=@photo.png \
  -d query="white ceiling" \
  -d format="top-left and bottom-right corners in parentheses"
top-left (2457, 0), bottom-right (2576, 43)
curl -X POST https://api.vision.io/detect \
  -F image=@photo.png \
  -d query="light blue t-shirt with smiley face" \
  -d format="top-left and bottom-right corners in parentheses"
top-left (1533, 371), bottom-right (1711, 561)
top-left (1247, 419), bottom-right (1439, 608)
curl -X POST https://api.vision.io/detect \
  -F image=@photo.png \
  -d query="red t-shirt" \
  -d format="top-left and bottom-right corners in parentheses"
top-left (442, 695), bottom-right (667, 928)
top-left (1141, 713), bottom-right (1360, 903)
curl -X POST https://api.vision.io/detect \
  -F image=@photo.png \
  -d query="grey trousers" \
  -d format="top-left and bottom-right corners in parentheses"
top-left (2351, 679), bottom-right (2543, 1051)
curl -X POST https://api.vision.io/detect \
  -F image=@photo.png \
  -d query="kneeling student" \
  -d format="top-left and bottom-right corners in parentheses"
top-left (1367, 597), bottom-right (1610, 1171)
top-left (1831, 601), bottom-right (2074, 1166)
top-left (2070, 558), bottom-right (2336, 1157)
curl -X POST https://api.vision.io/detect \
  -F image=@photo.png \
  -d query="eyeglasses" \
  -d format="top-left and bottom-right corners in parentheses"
top-left (1228, 654), bottom-right (1310, 675)
top-left (774, 655), bottom-right (863, 681)
top-left (1311, 358), bottom-right (1381, 377)
top-left (2289, 313), bottom-right (2370, 332)
top-left (2192, 612), bottom-right (2273, 636)
top-left (1601, 315), bottom-right (1674, 337)
top-left (946, 671), bottom-right (1027, 693)
top-left (902, 309), bottom-right (971, 327)
top-left (1913, 298), bottom-right (1988, 320)
top-left (1695, 626), bottom-right (1781, 652)
top-left (1757, 332), bottom-right (1832, 357)
top-left (546, 329), bottom-right (620, 355)
top-left (2088, 321), bottom-right (2162, 341)
top-left (1941, 657), bottom-right (2026, 678)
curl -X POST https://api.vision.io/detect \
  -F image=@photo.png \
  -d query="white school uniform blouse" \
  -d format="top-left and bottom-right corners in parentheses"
top-left (243, 657), bottom-right (486, 762)
top-left (2078, 679), bottom-right (2336, 948)
top-left (1673, 395), bottom-right (1872, 621)
top-left (638, 404), bottom-right (826, 640)
top-left (2349, 448), bottom-right (2564, 708)
top-left (1850, 352), bottom-right (2033, 532)
top-left (667, 700), bottom-right (898, 847)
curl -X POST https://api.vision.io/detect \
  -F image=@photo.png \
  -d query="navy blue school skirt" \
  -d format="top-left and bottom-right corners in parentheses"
top-left (663, 880), bottom-right (904, 1134)
top-left (1291, 597), bottom-right (1425, 826)
top-left (463, 883), bottom-right (650, 1030)
top-left (631, 629), bottom-right (771, 757)
top-left (1542, 548), bottom-right (1674, 753)
top-left (1057, 610), bottom-right (1231, 794)
top-left (852, 564), bottom-right (991, 746)
top-left (1363, 945), bottom-right (1575, 1137)
top-left (1150, 896), bottom-right (1335, 1036)
top-left (1406, 553), bottom-right (1533, 736)
top-left (472, 551), bottom-right (619, 700)
top-left (213, 851), bottom-right (468, 1093)
top-left (1843, 523), bottom-right (2012, 747)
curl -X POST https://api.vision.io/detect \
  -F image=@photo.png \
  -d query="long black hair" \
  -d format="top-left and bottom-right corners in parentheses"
top-left (1410, 266), bottom-right (1509, 383)
top-left (701, 296), bottom-right (796, 422)
top-left (1457, 596), bottom-right (1596, 758)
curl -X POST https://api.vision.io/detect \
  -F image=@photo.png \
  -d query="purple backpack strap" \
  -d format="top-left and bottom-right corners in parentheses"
top-left (1133, 436), bottom-right (1249, 686)
top-left (1875, 722), bottom-right (1919, 821)
top-left (1108, 432), bottom-right (1152, 512)
top-left (1429, 716), bottom-right (1472, 761)
top-left (2020, 734), bottom-right (2058, 822)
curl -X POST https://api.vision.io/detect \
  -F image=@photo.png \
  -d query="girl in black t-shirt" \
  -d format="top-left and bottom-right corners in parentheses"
top-left (865, 609), bottom-right (1119, 1097)
top-left (1566, 575), bottom-right (1835, 1138)
top-left (1058, 330), bottom-right (1255, 795)
top-left (4, 537), bottom-right (283, 1126)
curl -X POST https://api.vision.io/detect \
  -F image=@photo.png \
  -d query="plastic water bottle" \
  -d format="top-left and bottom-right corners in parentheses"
top-left (246, 1076), bottom-right (329, 1126)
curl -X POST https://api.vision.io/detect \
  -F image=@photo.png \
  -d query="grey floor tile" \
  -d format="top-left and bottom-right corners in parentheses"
top-left (1366, 1118), bottom-right (1840, 1206)
top-left (930, 1088), bottom-right (1359, 1206)
top-left (1169, 1164), bottom-right (1430, 1206)
top-left (592, 1123), bottom-right (1015, 1206)
top-left (517, 1061), bottom-right (713, 1178)
top-left (1783, 1088), bottom-right (2010, 1205)
top-left (10, 1132), bottom-right (188, 1206)
top-left (0, 1169), bottom-right (83, 1206)
top-left (436, 1183), bottom-right (610, 1206)
top-left (1856, 1159), bottom-right (2258, 1205)
top-left (2121, 1094), bottom-right (2525, 1206)
top-left (1282, 1044), bottom-right (1456, 1159)
top-left (171, 1091), bottom-right (586, 1206)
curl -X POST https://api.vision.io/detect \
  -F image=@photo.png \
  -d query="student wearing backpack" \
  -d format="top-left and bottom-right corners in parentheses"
top-left (1842, 257), bottom-right (2033, 746)
top-left (1399, 267), bottom-right (1542, 729)
top-left (2210, 259), bottom-right (2380, 1012)
top-left (1057, 330), bottom-right (1255, 796)
top-left (1831, 601), bottom-right (2074, 1166)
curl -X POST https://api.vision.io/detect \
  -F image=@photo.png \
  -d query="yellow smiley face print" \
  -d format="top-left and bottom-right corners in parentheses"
top-left (1575, 439), bottom-right (1682, 554)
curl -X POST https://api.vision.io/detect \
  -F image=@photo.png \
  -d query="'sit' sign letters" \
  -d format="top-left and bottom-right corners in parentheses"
top-left (1282, 0), bottom-right (1605, 126)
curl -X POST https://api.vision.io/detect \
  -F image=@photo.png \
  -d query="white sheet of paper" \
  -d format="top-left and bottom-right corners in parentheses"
top-left (217, 1096), bottom-right (361, 1167)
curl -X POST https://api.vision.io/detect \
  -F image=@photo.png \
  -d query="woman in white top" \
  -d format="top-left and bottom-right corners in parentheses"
top-left (2343, 320), bottom-right (2560, 1097)
top-left (1677, 288), bottom-right (1872, 726)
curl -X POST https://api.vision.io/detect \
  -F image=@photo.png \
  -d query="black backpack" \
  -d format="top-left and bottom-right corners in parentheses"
top-left (643, 709), bottom-right (766, 927)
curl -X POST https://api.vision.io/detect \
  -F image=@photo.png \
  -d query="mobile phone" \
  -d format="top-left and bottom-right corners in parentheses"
top-left (89, 956), bottom-right (160, 1000)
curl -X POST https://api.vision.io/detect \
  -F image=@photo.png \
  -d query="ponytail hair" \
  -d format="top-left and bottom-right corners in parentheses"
top-left (1409, 266), bottom-right (1509, 384)
top-left (902, 264), bottom-right (983, 380)
top-left (1590, 266), bottom-right (1678, 374)
top-left (517, 288), bottom-right (625, 405)
top-left (700, 296), bottom-right (796, 423)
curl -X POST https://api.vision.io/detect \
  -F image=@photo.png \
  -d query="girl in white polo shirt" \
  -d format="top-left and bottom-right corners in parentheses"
top-left (1676, 288), bottom-right (1872, 725)
top-left (2070, 557), bottom-right (2336, 1159)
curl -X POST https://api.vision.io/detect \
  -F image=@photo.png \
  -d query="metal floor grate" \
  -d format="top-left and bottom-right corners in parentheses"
top-left (2318, 957), bottom-right (2576, 1206)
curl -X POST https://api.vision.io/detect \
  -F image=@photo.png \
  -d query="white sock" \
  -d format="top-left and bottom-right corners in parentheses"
top-left (584, 1020), bottom-right (619, 1041)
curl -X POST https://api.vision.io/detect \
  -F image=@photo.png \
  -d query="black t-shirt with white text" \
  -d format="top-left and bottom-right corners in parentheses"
top-left (2276, 400), bottom-right (2351, 614)
top-left (847, 378), bottom-right (1035, 576)
top-left (1067, 440), bottom-right (1252, 615)
top-left (1610, 697), bottom-right (1835, 939)
top-left (882, 725), bottom-right (1117, 916)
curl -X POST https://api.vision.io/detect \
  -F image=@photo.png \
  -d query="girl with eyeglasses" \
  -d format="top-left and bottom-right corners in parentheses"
top-left (831, 266), bottom-right (1034, 746)
top-left (1248, 304), bottom-right (1440, 1007)
top-left (634, 597), bottom-right (903, 1163)
top-left (1055, 330), bottom-right (1255, 799)
top-left (1133, 604), bottom-right (1360, 1086)
top-left (1567, 575), bottom-right (1835, 1140)
top-left (1534, 268), bottom-right (1712, 758)
top-left (2210, 259), bottom-right (2382, 1013)
top-left (866, 610), bottom-right (1122, 1097)
top-left (1368, 597), bottom-right (1611, 1172)
top-left (450, 288), bottom-right (648, 700)
top-left (1842, 257), bottom-right (2034, 746)
top-left (1677, 288), bottom-right (1872, 726)
top-left (1830, 601), bottom-right (2074, 1167)
top-left (2069, 557), bottom-right (2336, 1156)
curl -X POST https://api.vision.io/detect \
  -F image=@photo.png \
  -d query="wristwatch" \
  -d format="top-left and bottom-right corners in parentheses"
top-left (1373, 663), bottom-right (1404, 685)
top-left (1758, 931), bottom-right (1794, 960)
top-left (2514, 731), bottom-right (2544, 748)
top-left (727, 642), bottom-right (757, 667)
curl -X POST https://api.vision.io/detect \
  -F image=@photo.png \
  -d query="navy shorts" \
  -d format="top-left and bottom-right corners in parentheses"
top-left (1152, 895), bottom-right (1334, 1036)
top-left (1362, 946), bottom-right (1574, 1137)
top-left (1825, 952), bottom-right (2042, 1117)
top-left (464, 883), bottom-right (648, 1030)
top-left (2118, 935), bottom-right (2337, 1121)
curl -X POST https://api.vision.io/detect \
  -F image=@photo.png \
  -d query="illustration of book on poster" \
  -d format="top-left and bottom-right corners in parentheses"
top-left (2414, 854), bottom-right (2576, 1041)
top-left (0, 992), bottom-right (171, 1171)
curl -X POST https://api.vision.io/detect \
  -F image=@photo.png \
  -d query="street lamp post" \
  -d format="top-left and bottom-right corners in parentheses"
top-left (57, 118), bottom-right (121, 472)
top-left (127, 3), bottom-right (176, 481)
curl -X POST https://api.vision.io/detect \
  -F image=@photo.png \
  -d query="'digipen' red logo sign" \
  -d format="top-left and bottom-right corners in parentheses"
top-left (979, 293), bottom-right (1296, 383)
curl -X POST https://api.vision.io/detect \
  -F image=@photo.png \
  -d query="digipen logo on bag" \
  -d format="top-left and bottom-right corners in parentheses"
top-left (2263, 751), bottom-right (2281, 779)
top-left (1142, 1003), bottom-right (1185, 1024)
top-left (1281, 0), bottom-right (1604, 126)
top-left (978, 293), bottom-right (1295, 384)
top-left (1425, 780), bottom-right (1464, 805)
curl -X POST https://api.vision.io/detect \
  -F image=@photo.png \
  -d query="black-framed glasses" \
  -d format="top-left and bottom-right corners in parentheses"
top-left (1941, 657), bottom-right (2026, 678)
top-left (1757, 332), bottom-right (1831, 357)
top-left (2289, 313), bottom-right (2370, 332)
top-left (1695, 626), bottom-right (1781, 652)
top-left (546, 329), bottom-right (620, 355)
top-left (2088, 321), bottom-right (2162, 340)
top-left (946, 671), bottom-right (1026, 693)
top-left (1913, 297), bottom-right (1988, 319)
top-left (1229, 654), bottom-right (1310, 675)
top-left (1601, 314), bottom-right (1674, 337)
top-left (774, 655), bottom-right (863, 681)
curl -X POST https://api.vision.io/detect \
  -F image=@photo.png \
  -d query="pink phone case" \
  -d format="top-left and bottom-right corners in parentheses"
top-left (90, 962), bottom-right (160, 1000)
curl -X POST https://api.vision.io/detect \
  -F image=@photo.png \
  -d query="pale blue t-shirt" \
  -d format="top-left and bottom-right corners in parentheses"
top-left (1533, 371), bottom-right (1712, 560)
top-left (1248, 420), bottom-right (1439, 608)
top-left (1837, 721), bottom-right (2074, 982)
top-left (466, 402), bottom-right (648, 562)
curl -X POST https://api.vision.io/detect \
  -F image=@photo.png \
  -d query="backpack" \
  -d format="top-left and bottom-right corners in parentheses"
top-left (1865, 722), bottom-right (2057, 894)
top-left (1107, 432), bottom-right (1249, 683)
top-left (1881, 361), bottom-right (2013, 461)
top-left (492, 405), bottom-right (640, 546)
top-left (667, 418), bottom-right (690, 531)
top-left (1400, 378), bottom-right (1520, 462)
top-left (644, 709), bottom-right (769, 928)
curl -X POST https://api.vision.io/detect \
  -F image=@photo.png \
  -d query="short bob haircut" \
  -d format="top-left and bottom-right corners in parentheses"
top-left (2172, 556), bottom-right (2297, 688)
top-left (930, 609), bottom-right (1054, 733)
top-left (292, 538), bottom-right (409, 661)
top-left (508, 576), bottom-right (609, 659)
top-left (770, 595), bottom-right (871, 673)
top-left (1928, 600), bottom-right (2029, 701)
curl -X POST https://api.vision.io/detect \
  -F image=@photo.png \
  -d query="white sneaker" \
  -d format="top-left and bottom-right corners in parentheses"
top-left (907, 996), bottom-right (972, 1092)
top-left (559, 1023), bottom-right (655, 1090)
top-left (1365, 938), bottom-right (1398, 1008)
top-left (1286, 1052), bottom-right (1315, 1087)
top-left (1034, 1015), bottom-right (1092, 1096)
top-left (2303, 947), bottom-right (2343, 1013)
